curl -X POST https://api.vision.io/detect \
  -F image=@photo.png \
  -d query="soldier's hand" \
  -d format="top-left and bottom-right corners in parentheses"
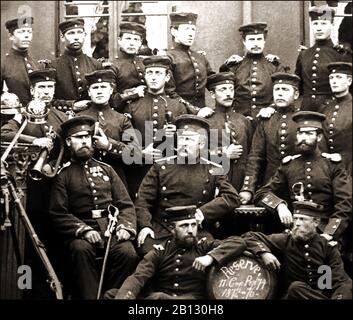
top-left (32, 137), bottom-right (53, 151)
top-left (137, 227), bottom-right (155, 247)
top-left (164, 124), bottom-right (176, 138)
top-left (84, 230), bottom-right (102, 244)
top-left (256, 106), bottom-right (276, 119)
top-left (225, 54), bottom-right (243, 65)
top-left (265, 54), bottom-right (279, 63)
top-left (73, 100), bottom-right (90, 112)
top-left (192, 255), bottom-right (214, 272)
top-left (142, 143), bottom-right (163, 161)
top-left (197, 107), bottom-right (214, 118)
top-left (225, 144), bottom-right (243, 160)
top-left (132, 85), bottom-right (146, 98)
top-left (277, 203), bottom-right (293, 227)
top-left (93, 128), bottom-right (110, 151)
top-left (239, 191), bottom-right (252, 205)
top-left (261, 252), bottom-right (281, 271)
top-left (195, 209), bottom-right (204, 225)
top-left (116, 229), bottom-right (131, 241)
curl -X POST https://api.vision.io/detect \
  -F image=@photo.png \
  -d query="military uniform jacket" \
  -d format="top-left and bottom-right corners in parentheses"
top-left (319, 94), bottom-right (352, 175)
top-left (166, 43), bottom-right (215, 108)
top-left (241, 105), bottom-right (298, 194)
top-left (1, 48), bottom-right (39, 106)
top-left (51, 49), bottom-right (102, 101)
top-left (254, 150), bottom-right (352, 240)
top-left (78, 102), bottom-right (141, 163)
top-left (295, 39), bottom-right (351, 98)
top-left (243, 231), bottom-right (352, 299)
top-left (207, 105), bottom-right (253, 190)
top-left (135, 160), bottom-right (241, 238)
top-left (49, 158), bottom-right (136, 240)
top-left (219, 53), bottom-right (285, 118)
top-left (108, 49), bottom-right (146, 112)
top-left (116, 236), bottom-right (246, 299)
top-left (125, 92), bottom-right (188, 149)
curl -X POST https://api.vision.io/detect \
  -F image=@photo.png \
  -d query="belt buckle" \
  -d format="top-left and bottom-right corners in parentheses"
top-left (91, 209), bottom-right (103, 219)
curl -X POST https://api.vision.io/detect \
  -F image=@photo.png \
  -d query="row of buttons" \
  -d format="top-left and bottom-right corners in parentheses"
top-left (311, 48), bottom-right (321, 99)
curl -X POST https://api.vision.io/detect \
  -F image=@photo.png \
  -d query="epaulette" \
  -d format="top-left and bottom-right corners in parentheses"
top-left (153, 244), bottom-right (165, 251)
top-left (297, 45), bottom-right (308, 52)
top-left (57, 161), bottom-right (71, 174)
top-left (334, 44), bottom-right (351, 55)
top-left (197, 50), bottom-right (207, 56)
top-left (282, 154), bottom-right (301, 164)
top-left (321, 152), bottom-right (342, 163)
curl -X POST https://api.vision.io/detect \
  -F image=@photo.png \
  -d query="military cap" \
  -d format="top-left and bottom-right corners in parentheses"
top-left (175, 114), bottom-right (210, 134)
top-left (61, 115), bottom-right (95, 138)
top-left (119, 21), bottom-right (146, 37)
top-left (164, 205), bottom-right (197, 222)
top-left (206, 72), bottom-right (235, 91)
top-left (29, 69), bottom-right (56, 85)
top-left (292, 201), bottom-right (324, 218)
top-left (292, 111), bottom-right (326, 130)
top-left (5, 17), bottom-right (34, 33)
top-left (85, 69), bottom-right (115, 87)
top-left (170, 12), bottom-right (198, 27)
top-left (327, 62), bottom-right (352, 75)
top-left (143, 55), bottom-right (172, 69)
top-left (59, 18), bottom-right (85, 34)
top-left (271, 72), bottom-right (301, 88)
top-left (239, 22), bottom-right (267, 35)
top-left (308, 5), bottom-right (335, 21)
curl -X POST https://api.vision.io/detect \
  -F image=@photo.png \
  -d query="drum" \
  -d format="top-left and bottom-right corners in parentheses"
top-left (207, 251), bottom-right (277, 299)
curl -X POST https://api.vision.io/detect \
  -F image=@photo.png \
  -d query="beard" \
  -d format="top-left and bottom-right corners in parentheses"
top-left (72, 146), bottom-right (94, 161)
top-left (175, 234), bottom-right (198, 248)
top-left (291, 227), bottom-right (316, 242)
top-left (295, 141), bottom-right (316, 155)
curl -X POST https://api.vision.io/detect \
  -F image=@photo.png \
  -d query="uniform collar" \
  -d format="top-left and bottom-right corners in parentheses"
top-left (334, 92), bottom-right (351, 103)
top-left (10, 47), bottom-right (28, 57)
top-left (315, 38), bottom-right (333, 47)
top-left (146, 91), bottom-right (167, 98)
top-left (172, 42), bottom-right (191, 51)
top-left (64, 48), bottom-right (83, 57)
top-left (89, 102), bottom-right (110, 111)
top-left (276, 104), bottom-right (295, 114)
top-left (214, 103), bottom-right (233, 115)
top-left (246, 52), bottom-right (264, 59)
top-left (301, 147), bottom-right (321, 160)
top-left (118, 48), bottom-right (136, 60)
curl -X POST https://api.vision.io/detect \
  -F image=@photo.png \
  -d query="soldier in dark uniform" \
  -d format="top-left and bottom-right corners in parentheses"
top-left (254, 111), bottom-right (352, 244)
top-left (108, 22), bottom-right (147, 113)
top-left (77, 69), bottom-right (140, 188)
top-left (166, 12), bottom-right (215, 116)
top-left (219, 22), bottom-right (285, 122)
top-left (206, 72), bottom-right (253, 191)
top-left (295, 5), bottom-right (351, 112)
top-left (105, 205), bottom-right (246, 300)
top-left (243, 200), bottom-right (352, 300)
top-left (135, 115), bottom-right (241, 256)
top-left (1, 16), bottom-right (39, 106)
top-left (239, 73), bottom-right (301, 206)
top-left (50, 19), bottom-right (102, 111)
top-left (319, 62), bottom-right (352, 175)
top-left (124, 56), bottom-right (188, 199)
top-left (49, 116), bottom-right (139, 299)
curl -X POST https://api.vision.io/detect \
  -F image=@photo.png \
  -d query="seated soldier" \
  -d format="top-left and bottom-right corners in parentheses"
top-left (105, 205), bottom-right (246, 299)
top-left (135, 114), bottom-right (241, 256)
top-left (243, 200), bottom-right (352, 300)
top-left (49, 115), bottom-right (139, 299)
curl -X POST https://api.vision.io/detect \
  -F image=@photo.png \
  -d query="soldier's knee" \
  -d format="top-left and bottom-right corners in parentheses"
top-left (112, 241), bottom-right (139, 263)
top-left (69, 239), bottom-right (94, 256)
top-left (287, 281), bottom-right (308, 298)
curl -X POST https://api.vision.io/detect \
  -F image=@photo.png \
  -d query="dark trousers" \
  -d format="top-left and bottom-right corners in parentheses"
top-left (284, 281), bottom-right (329, 300)
top-left (68, 238), bottom-right (139, 299)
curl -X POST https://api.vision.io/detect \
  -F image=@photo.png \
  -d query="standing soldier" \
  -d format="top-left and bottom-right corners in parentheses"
top-left (206, 72), bottom-right (253, 191)
top-left (49, 116), bottom-right (139, 299)
top-left (220, 22), bottom-right (285, 122)
top-left (77, 69), bottom-right (140, 188)
top-left (50, 19), bottom-right (102, 112)
top-left (295, 5), bottom-right (351, 112)
top-left (1, 16), bottom-right (38, 106)
top-left (239, 73), bottom-right (301, 206)
top-left (108, 22), bottom-right (147, 113)
top-left (254, 111), bottom-right (352, 245)
top-left (319, 62), bottom-right (352, 175)
top-left (124, 56), bottom-right (188, 199)
top-left (166, 12), bottom-right (215, 116)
